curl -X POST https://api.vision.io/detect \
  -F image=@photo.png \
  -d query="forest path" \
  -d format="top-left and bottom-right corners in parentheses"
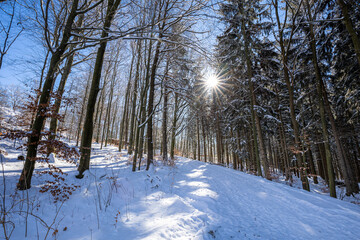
top-left (172, 158), bottom-right (360, 239)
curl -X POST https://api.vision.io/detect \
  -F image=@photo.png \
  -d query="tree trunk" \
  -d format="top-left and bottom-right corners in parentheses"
top-left (118, 76), bottom-right (132, 151)
top-left (126, 42), bottom-right (139, 155)
top-left (162, 69), bottom-right (169, 163)
top-left (239, 5), bottom-right (263, 177)
top-left (146, 0), bottom-right (169, 170)
top-left (104, 78), bottom-right (115, 147)
top-left (76, 76), bottom-right (91, 146)
top-left (213, 92), bottom-right (223, 164)
top-left (170, 92), bottom-right (179, 160)
top-left (47, 15), bottom-right (84, 155)
top-left (305, 0), bottom-right (336, 197)
top-left (17, 0), bottom-right (80, 190)
top-left (146, 38), bottom-right (161, 170)
top-left (337, 0), bottom-right (360, 67)
top-left (197, 118), bottom-right (201, 162)
top-left (95, 86), bottom-right (106, 143)
top-left (133, 36), bottom-right (153, 171)
top-left (324, 89), bottom-right (359, 194)
top-left (274, 0), bottom-right (309, 189)
top-left (77, 0), bottom-right (122, 178)
top-left (202, 118), bottom-right (207, 162)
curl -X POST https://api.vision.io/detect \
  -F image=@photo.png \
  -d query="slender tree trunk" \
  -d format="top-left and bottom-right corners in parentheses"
top-left (104, 78), bottom-right (115, 148)
top-left (239, 5), bottom-right (263, 177)
top-left (77, 0), bottom-right (122, 178)
top-left (17, 0), bottom-right (80, 190)
top-left (47, 15), bottom-right (84, 155)
top-left (133, 36), bottom-right (153, 171)
top-left (162, 72), bottom-right (169, 163)
top-left (274, 0), bottom-right (309, 189)
top-left (197, 118), bottom-right (201, 162)
top-left (337, 0), bottom-right (360, 67)
top-left (109, 100), bottom-right (118, 141)
top-left (275, 87), bottom-right (291, 181)
top-left (305, 0), bottom-right (336, 197)
top-left (209, 133), bottom-right (213, 163)
top-left (118, 77), bottom-right (131, 150)
top-left (128, 41), bottom-right (142, 155)
top-left (321, 74), bottom-right (359, 194)
top-left (146, 39), bottom-right (161, 170)
top-left (213, 92), bottom-right (223, 164)
top-left (202, 118), bottom-right (207, 163)
top-left (146, 0), bottom-right (169, 170)
top-left (170, 92), bottom-right (179, 160)
top-left (95, 87), bottom-right (106, 143)
top-left (255, 114), bottom-right (270, 179)
top-left (133, 89), bottom-right (147, 171)
top-left (99, 61), bottom-right (115, 148)
top-left (76, 76), bottom-right (91, 146)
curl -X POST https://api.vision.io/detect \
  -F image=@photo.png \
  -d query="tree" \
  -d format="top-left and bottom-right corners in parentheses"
top-left (0, 0), bottom-right (23, 69)
top-left (77, 0), bottom-right (122, 178)
top-left (17, 0), bottom-right (82, 190)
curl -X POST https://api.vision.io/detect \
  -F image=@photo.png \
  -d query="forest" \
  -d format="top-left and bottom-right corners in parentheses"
top-left (0, 0), bottom-right (360, 239)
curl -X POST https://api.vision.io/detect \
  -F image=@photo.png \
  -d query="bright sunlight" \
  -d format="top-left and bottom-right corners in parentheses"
top-left (205, 74), bottom-right (219, 88)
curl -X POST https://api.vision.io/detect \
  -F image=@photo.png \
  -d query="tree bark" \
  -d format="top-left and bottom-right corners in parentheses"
top-left (47, 15), bottom-right (84, 155)
top-left (128, 41), bottom-right (142, 155)
top-left (274, 0), bottom-right (309, 189)
top-left (239, 3), bottom-right (263, 177)
top-left (162, 67), bottom-right (169, 163)
top-left (170, 92), bottom-right (179, 160)
top-left (118, 76), bottom-right (132, 150)
top-left (133, 37), bottom-right (153, 171)
top-left (76, 75), bottom-right (91, 146)
top-left (305, 0), bottom-right (336, 197)
top-left (337, 0), bottom-right (360, 67)
top-left (77, 0), bottom-right (122, 178)
top-left (17, 0), bottom-right (80, 190)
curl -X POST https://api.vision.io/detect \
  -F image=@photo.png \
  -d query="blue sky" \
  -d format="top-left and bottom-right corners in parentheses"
top-left (0, 0), bottom-right (222, 90)
top-left (0, 33), bottom-right (40, 87)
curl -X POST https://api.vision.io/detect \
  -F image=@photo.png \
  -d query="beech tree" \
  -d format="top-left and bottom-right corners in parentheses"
top-left (17, 0), bottom-right (84, 190)
top-left (76, 0), bottom-right (122, 178)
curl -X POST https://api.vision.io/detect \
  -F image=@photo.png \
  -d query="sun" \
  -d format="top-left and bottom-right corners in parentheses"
top-left (205, 74), bottom-right (219, 89)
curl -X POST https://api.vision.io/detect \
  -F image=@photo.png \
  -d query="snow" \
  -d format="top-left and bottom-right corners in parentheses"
top-left (1, 140), bottom-right (360, 240)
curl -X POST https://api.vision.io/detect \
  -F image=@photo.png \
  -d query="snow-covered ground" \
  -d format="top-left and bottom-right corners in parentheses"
top-left (1, 139), bottom-right (360, 240)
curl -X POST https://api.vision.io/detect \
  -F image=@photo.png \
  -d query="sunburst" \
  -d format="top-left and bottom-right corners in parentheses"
top-left (205, 74), bottom-right (219, 89)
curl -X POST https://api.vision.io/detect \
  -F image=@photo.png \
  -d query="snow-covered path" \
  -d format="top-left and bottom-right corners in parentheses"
top-left (171, 159), bottom-right (360, 239)
top-left (1, 143), bottom-right (360, 240)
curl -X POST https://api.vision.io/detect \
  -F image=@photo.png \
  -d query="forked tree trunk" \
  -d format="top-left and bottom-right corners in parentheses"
top-left (274, 0), bottom-right (309, 188)
top-left (17, 0), bottom-right (80, 190)
top-left (47, 15), bottom-right (84, 155)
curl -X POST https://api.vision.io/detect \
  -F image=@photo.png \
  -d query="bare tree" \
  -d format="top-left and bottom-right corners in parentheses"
top-left (0, 0), bottom-right (23, 69)
top-left (17, 0), bottom-right (84, 190)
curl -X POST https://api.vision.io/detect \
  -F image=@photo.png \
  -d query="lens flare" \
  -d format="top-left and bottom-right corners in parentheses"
top-left (205, 74), bottom-right (218, 88)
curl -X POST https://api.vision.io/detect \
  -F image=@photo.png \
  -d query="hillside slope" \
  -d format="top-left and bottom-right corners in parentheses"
top-left (1, 142), bottom-right (360, 240)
